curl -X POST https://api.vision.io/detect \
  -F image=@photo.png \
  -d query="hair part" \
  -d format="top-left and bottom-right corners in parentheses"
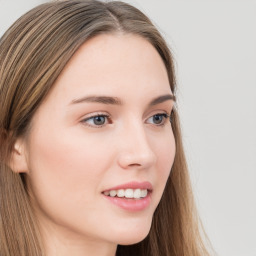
top-left (0, 1), bottom-right (212, 255)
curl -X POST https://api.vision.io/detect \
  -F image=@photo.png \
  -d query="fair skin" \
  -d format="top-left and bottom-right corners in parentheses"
top-left (13, 33), bottom-right (175, 256)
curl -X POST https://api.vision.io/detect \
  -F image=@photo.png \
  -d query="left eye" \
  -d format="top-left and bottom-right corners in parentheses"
top-left (147, 113), bottom-right (169, 125)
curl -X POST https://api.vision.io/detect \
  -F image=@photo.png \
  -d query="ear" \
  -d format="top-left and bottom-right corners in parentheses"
top-left (9, 138), bottom-right (29, 173)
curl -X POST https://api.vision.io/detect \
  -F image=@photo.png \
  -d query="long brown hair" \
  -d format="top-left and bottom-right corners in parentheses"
top-left (0, 1), bottom-right (212, 255)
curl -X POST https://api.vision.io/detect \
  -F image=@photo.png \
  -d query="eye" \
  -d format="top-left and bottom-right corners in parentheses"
top-left (81, 114), bottom-right (111, 128)
top-left (146, 113), bottom-right (170, 126)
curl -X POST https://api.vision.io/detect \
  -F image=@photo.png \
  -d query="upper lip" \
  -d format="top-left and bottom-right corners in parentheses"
top-left (103, 181), bottom-right (153, 192)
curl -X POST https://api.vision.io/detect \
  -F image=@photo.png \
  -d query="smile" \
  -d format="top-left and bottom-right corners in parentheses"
top-left (102, 181), bottom-right (152, 211)
top-left (103, 188), bottom-right (148, 199)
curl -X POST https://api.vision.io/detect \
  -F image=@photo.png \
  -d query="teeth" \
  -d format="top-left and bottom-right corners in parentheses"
top-left (110, 190), bottom-right (117, 197)
top-left (125, 189), bottom-right (134, 198)
top-left (141, 189), bottom-right (147, 198)
top-left (133, 189), bottom-right (141, 199)
top-left (104, 191), bottom-right (110, 196)
top-left (104, 188), bottom-right (148, 199)
top-left (117, 189), bottom-right (125, 197)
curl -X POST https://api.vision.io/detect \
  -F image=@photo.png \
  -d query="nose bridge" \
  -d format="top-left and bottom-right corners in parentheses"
top-left (117, 117), bottom-right (156, 169)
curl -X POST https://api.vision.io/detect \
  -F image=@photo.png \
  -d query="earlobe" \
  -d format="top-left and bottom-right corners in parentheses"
top-left (9, 139), bottom-right (29, 173)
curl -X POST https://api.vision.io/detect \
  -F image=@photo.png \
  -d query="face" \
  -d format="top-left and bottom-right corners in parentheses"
top-left (22, 34), bottom-right (175, 248)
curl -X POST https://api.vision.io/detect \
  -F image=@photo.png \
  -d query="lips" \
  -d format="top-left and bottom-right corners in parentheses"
top-left (102, 181), bottom-right (152, 211)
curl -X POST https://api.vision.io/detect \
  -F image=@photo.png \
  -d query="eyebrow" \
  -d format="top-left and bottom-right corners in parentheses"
top-left (71, 96), bottom-right (122, 105)
top-left (70, 94), bottom-right (175, 106)
top-left (149, 94), bottom-right (176, 106)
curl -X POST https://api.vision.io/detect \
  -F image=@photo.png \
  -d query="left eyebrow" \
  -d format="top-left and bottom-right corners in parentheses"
top-left (148, 94), bottom-right (176, 106)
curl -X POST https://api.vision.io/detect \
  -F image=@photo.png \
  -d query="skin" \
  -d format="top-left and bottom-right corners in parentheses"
top-left (14, 34), bottom-right (176, 256)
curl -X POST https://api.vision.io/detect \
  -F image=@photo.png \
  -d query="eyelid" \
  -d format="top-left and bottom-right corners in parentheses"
top-left (145, 109), bottom-right (171, 119)
top-left (80, 112), bottom-right (111, 128)
top-left (145, 111), bottom-right (171, 126)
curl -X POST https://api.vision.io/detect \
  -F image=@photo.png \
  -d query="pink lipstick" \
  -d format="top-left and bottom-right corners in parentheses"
top-left (102, 181), bottom-right (152, 211)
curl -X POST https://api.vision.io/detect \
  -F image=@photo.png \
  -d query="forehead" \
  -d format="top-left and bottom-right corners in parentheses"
top-left (46, 33), bottom-right (171, 104)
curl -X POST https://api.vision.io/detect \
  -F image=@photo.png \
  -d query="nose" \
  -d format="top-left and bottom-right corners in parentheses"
top-left (116, 122), bottom-right (157, 170)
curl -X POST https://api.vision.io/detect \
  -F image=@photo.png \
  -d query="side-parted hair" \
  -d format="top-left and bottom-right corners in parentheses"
top-left (0, 1), bottom-right (212, 255)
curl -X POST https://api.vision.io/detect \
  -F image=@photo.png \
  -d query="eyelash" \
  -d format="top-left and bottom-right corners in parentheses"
top-left (81, 114), bottom-right (111, 128)
top-left (81, 112), bottom-right (172, 128)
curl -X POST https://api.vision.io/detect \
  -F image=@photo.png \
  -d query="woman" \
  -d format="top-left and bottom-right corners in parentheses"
top-left (0, 1), bottom-right (212, 255)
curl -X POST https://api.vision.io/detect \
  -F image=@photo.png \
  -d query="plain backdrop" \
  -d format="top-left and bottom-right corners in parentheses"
top-left (0, 1), bottom-right (255, 256)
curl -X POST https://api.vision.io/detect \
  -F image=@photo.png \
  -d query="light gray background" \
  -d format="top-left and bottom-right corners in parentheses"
top-left (1, 1), bottom-right (255, 256)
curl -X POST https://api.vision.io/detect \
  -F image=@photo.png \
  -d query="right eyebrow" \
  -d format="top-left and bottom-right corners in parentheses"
top-left (70, 96), bottom-right (123, 105)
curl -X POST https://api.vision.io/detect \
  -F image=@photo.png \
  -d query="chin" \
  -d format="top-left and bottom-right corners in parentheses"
top-left (115, 223), bottom-right (151, 246)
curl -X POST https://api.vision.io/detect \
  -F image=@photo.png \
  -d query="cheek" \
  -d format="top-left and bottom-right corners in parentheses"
top-left (25, 126), bottom-right (118, 239)
top-left (152, 130), bottom-right (175, 190)
top-left (26, 127), bottom-right (112, 212)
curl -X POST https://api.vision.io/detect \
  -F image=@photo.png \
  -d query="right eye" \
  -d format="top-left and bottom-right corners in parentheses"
top-left (81, 114), bottom-right (111, 128)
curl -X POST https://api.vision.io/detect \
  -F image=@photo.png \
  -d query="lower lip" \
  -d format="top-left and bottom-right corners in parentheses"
top-left (103, 193), bottom-right (151, 212)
